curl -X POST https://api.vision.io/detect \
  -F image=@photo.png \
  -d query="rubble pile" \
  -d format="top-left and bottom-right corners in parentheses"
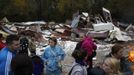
top-left (0, 8), bottom-right (134, 75)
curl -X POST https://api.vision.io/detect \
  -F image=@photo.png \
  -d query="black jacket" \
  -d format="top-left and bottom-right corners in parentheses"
top-left (88, 67), bottom-right (105, 75)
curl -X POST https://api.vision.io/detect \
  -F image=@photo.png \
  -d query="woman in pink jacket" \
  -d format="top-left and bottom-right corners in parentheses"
top-left (79, 33), bottom-right (97, 68)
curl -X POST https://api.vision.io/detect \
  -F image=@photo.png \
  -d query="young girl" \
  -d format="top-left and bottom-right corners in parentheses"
top-left (42, 37), bottom-right (65, 75)
top-left (102, 57), bottom-right (122, 75)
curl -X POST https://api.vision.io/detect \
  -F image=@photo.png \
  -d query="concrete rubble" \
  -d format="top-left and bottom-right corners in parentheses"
top-left (0, 8), bottom-right (134, 75)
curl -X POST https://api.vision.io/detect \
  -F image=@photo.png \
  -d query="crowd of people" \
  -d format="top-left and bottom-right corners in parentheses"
top-left (70, 33), bottom-right (134, 75)
top-left (0, 33), bottom-right (65, 75)
top-left (0, 32), bottom-right (134, 75)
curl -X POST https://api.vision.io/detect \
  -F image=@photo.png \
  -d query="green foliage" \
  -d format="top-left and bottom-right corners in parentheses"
top-left (105, 0), bottom-right (134, 23)
top-left (0, 0), bottom-right (134, 23)
top-left (0, 0), bottom-right (93, 22)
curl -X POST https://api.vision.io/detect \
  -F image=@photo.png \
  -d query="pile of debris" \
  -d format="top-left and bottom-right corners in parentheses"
top-left (0, 8), bottom-right (133, 49)
top-left (0, 8), bottom-right (134, 75)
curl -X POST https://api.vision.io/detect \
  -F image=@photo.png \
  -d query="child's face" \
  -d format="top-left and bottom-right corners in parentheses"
top-left (102, 61), bottom-right (113, 74)
top-left (49, 40), bottom-right (55, 46)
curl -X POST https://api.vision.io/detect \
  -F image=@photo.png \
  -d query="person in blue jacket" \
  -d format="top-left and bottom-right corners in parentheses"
top-left (42, 37), bottom-right (65, 75)
top-left (0, 34), bottom-right (20, 75)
